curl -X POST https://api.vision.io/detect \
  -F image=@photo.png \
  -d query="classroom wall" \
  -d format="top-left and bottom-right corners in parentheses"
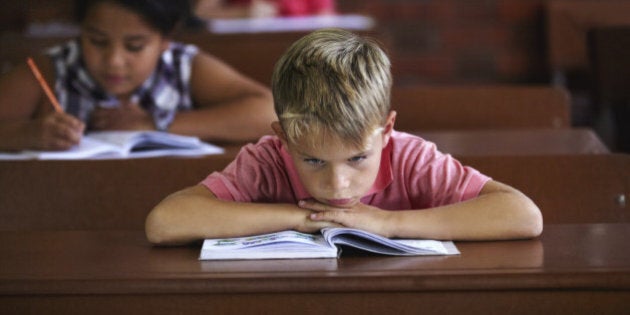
top-left (338, 0), bottom-right (549, 85)
top-left (2, 0), bottom-right (551, 86)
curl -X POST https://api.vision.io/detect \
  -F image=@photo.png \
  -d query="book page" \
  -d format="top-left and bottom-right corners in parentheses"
top-left (199, 231), bottom-right (337, 260)
top-left (87, 131), bottom-right (201, 150)
top-left (88, 131), bottom-right (224, 158)
top-left (0, 131), bottom-right (224, 160)
top-left (322, 227), bottom-right (459, 256)
top-left (0, 137), bottom-right (121, 160)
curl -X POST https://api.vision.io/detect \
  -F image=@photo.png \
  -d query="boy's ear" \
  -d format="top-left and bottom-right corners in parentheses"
top-left (271, 121), bottom-right (288, 145)
top-left (384, 110), bottom-right (396, 133)
top-left (381, 110), bottom-right (397, 146)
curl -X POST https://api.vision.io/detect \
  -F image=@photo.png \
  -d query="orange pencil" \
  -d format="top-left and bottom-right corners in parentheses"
top-left (26, 57), bottom-right (63, 113)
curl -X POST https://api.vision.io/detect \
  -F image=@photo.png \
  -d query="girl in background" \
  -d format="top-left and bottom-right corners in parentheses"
top-left (0, 0), bottom-right (275, 151)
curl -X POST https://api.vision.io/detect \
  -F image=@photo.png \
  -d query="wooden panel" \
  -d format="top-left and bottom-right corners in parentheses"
top-left (176, 30), bottom-right (389, 86)
top-left (547, 0), bottom-right (630, 72)
top-left (459, 154), bottom-right (630, 224)
top-left (0, 153), bottom-right (627, 231)
top-left (418, 128), bottom-right (608, 156)
top-left (391, 85), bottom-right (571, 130)
top-left (175, 31), bottom-right (306, 85)
top-left (0, 29), bottom-right (389, 85)
top-left (0, 155), bottom-right (234, 230)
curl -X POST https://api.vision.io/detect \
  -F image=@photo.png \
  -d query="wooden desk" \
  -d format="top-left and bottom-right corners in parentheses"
top-left (547, 0), bottom-right (630, 76)
top-left (0, 152), bottom-right (626, 231)
top-left (418, 128), bottom-right (609, 156)
top-left (0, 224), bottom-right (628, 314)
top-left (0, 155), bottom-right (235, 230)
top-left (460, 154), bottom-right (629, 224)
top-left (391, 85), bottom-right (571, 131)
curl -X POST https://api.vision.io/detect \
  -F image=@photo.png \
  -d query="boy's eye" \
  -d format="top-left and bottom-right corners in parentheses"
top-left (348, 155), bottom-right (367, 163)
top-left (304, 158), bottom-right (324, 166)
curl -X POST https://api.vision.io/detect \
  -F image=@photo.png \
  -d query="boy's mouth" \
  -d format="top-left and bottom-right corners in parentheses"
top-left (326, 198), bottom-right (354, 207)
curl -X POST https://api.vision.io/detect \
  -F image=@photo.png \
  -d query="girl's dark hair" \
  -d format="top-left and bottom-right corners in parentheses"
top-left (74, 0), bottom-right (193, 35)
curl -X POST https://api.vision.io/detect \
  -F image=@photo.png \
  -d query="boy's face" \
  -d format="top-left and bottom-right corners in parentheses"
top-left (273, 112), bottom-right (396, 208)
top-left (80, 1), bottom-right (168, 99)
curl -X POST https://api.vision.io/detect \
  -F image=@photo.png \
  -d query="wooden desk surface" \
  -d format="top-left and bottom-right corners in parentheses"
top-left (0, 224), bottom-right (628, 314)
top-left (418, 128), bottom-right (609, 155)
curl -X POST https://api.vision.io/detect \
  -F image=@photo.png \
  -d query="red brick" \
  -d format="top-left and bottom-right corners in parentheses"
top-left (497, 0), bottom-right (545, 23)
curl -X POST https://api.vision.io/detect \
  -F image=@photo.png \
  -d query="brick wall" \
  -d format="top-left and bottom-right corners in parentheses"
top-left (338, 0), bottom-right (549, 85)
top-left (3, 0), bottom-right (551, 86)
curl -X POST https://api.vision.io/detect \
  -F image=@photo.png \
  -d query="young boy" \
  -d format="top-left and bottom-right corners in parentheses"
top-left (145, 28), bottom-right (542, 245)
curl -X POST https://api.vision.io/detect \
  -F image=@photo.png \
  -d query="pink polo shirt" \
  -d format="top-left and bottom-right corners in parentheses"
top-left (201, 131), bottom-right (490, 210)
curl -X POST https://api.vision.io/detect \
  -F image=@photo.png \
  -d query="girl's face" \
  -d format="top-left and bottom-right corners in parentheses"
top-left (80, 1), bottom-right (169, 99)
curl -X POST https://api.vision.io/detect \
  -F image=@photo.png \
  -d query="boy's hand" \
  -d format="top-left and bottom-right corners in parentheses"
top-left (298, 199), bottom-right (394, 237)
top-left (293, 205), bottom-right (341, 233)
top-left (90, 101), bottom-right (153, 131)
top-left (28, 111), bottom-right (85, 150)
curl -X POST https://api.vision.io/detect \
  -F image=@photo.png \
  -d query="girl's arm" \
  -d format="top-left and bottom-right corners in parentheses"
top-left (0, 57), bottom-right (84, 151)
top-left (305, 180), bottom-right (543, 241)
top-left (167, 51), bottom-right (276, 142)
top-left (145, 185), bottom-right (337, 245)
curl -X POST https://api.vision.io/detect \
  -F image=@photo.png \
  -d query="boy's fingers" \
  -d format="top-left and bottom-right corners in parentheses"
top-left (310, 210), bottom-right (345, 223)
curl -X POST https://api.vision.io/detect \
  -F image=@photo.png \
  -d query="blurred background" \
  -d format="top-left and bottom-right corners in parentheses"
top-left (1, 0), bottom-right (629, 152)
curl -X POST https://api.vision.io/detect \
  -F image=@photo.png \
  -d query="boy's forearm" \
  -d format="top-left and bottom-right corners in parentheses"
top-left (388, 190), bottom-right (542, 241)
top-left (145, 185), bottom-right (309, 245)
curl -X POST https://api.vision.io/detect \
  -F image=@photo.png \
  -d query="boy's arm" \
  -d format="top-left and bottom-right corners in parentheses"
top-left (306, 180), bottom-right (543, 241)
top-left (145, 185), bottom-right (335, 245)
top-left (389, 180), bottom-right (543, 240)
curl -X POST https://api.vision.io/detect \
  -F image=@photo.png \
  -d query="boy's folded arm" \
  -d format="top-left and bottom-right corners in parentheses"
top-left (387, 180), bottom-right (543, 241)
top-left (145, 185), bottom-right (318, 246)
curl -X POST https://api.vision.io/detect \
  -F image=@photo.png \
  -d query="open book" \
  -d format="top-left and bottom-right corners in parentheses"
top-left (199, 228), bottom-right (460, 260)
top-left (0, 131), bottom-right (224, 160)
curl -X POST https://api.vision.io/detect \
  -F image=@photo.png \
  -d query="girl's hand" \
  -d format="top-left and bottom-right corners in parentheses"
top-left (27, 111), bottom-right (85, 150)
top-left (90, 101), bottom-right (153, 131)
top-left (298, 199), bottom-right (394, 237)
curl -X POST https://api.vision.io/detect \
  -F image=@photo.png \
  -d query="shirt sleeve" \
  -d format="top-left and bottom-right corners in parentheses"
top-left (200, 137), bottom-right (291, 202)
top-left (398, 136), bottom-right (491, 208)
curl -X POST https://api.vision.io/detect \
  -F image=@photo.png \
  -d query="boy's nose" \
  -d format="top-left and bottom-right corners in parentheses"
top-left (326, 167), bottom-right (351, 191)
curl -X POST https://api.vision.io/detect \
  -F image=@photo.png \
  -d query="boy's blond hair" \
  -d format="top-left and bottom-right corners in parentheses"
top-left (271, 28), bottom-right (392, 149)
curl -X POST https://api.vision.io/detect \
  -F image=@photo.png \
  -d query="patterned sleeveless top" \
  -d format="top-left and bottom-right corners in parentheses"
top-left (46, 40), bottom-right (198, 131)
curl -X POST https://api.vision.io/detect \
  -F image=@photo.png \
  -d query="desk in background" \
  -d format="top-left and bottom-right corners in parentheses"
top-left (1, 27), bottom-right (385, 86)
top-left (546, 0), bottom-right (630, 127)
top-left (418, 128), bottom-right (608, 156)
top-left (0, 223), bottom-right (628, 314)
top-left (391, 85), bottom-right (571, 131)
top-left (547, 0), bottom-right (630, 79)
